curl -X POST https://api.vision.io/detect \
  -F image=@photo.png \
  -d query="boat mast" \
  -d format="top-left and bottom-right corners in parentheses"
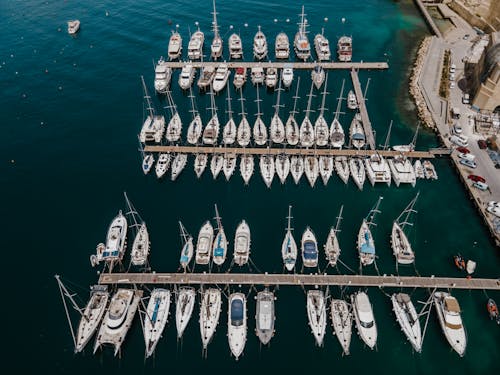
top-left (273, 77), bottom-right (283, 117)
top-left (291, 77), bottom-right (301, 119)
top-left (334, 79), bottom-right (345, 121)
top-left (298, 5), bottom-right (307, 37)
top-left (141, 75), bottom-right (154, 118)
top-left (238, 87), bottom-right (246, 119)
top-left (319, 72), bottom-right (329, 117)
top-left (178, 221), bottom-right (189, 244)
top-left (214, 204), bottom-right (222, 230)
top-left (54, 275), bottom-right (84, 349)
top-left (188, 87), bottom-right (198, 121)
top-left (165, 90), bottom-right (177, 117)
top-left (410, 122), bottom-right (420, 149)
top-left (124, 191), bottom-right (142, 230)
top-left (304, 79), bottom-right (315, 119)
top-left (286, 205), bottom-right (293, 232)
top-left (208, 86), bottom-right (217, 118)
top-left (334, 204), bottom-right (344, 233)
top-left (212, 0), bottom-right (219, 39)
top-left (226, 86), bottom-right (233, 120)
top-left (363, 78), bottom-right (371, 101)
top-left (396, 192), bottom-right (419, 231)
top-left (255, 85), bottom-right (262, 120)
top-left (382, 120), bottom-right (393, 151)
top-left (366, 196), bottom-right (383, 228)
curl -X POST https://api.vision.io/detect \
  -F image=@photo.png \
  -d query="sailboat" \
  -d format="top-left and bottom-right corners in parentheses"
top-left (315, 72), bottom-right (330, 147)
top-left (351, 291), bottom-right (377, 350)
top-left (281, 205), bottom-right (297, 271)
top-left (210, 0), bottom-right (223, 60)
top-left (253, 86), bottom-right (268, 145)
top-left (334, 156), bottom-right (350, 184)
top-left (139, 137), bottom-right (154, 175)
top-left (240, 153), bottom-right (254, 185)
top-left (270, 79), bottom-right (285, 144)
top-left (139, 75), bottom-right (165, 143)
top-left (357, 196), bottom-right (383, 266)
top-left (223, 88), bottom-right (237, 145)
top-left (307, 290), bottom-right (326, 346)
top-left (200, 288), bottom-right (222, 350)
top-left (175, 287), bottom-right (196, 339)
top-left (330, 79), bottom-right (345, 148)
top-left (365, 153), bottom-right (391, 186)
top-left (414, 160), bottom-right (425, 179)
top-left (304, 155), bottom-right (319, 188)
top-left (178, 221), bottom-right (194, 270)
top-left (210, 153), bottom-right (223, 179)
top-left (324, 205), bottom-right (343, 267)
top-left (228, 292), bottom-right (247, 360)
top-left (301, 227), bottom-right (318, 268)
top-left (391, 293), bottom-right (422, 353)
top-left (286, 77), bottom-right (301, 145)
top-left (165, 90), bottom-right (182, 142)
top-left (319, 155), bottom-right (334, 186)
top-left (144, 288), bottom-right (170, 358)
top-left (187, 87), bottom-right (203, 145)
top-left (391, 193), bottom-right (419, 265)
top-left (330, 299), bottom-right (352, 355)
top-left (234, 220), bottom-right (251, 266)
top-left (300, 80), bottom-right (315, 147)
top-left (195, 221), bottom-right (214, 265)
top-left (130, 219), bottom-right (150, 267)
top-left (203, 87), bottom-right (220, 145)
top-left (290, 156), bottom-right (304, 184)
top-left (259, 153), bottom-right (275, 188)
top-left (311, 65), bottom-right (325, 90)
top-left (347, 90), bottom-right (357, 109)
top-left (294, 6), bottom-right (311, 61)
top-left (275, 154), bottom-right (290, 184)
top-left (349, 113), bottom-right (365, 149)
top-left (237, 88), bottom-right (251, 147)
top-left (255, 289), bottom-right (275, 345)
top-left (170, 153), bottom-right (187, 181)
top-left (212, 204), bottom-right (228, 266)
top-left (393, 123), bottom-right (420, 152)
top-left (223, 153), bottom-right (237, 181)
top-left (348, 157), bottom-right (365, 190)
top-left (194, 153), bottom-right (208, 178)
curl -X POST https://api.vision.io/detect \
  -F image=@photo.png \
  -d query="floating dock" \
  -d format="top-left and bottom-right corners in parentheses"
top-left (159, 61), bottom-right (389, 70)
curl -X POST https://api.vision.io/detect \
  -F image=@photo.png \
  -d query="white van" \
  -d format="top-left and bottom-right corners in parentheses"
top-left (458, 152), bottom-right (475, 161)
top-left (449, 64), bottom-right (456, 73)
top-left (450, 134), bottom-right (469, 147)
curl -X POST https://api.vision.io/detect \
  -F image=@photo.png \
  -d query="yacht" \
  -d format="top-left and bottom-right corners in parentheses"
top-left (253, 88), bottom-right (267, 145)
top-left (294, 6), bottom-right (311, 61)
top-left (203, 88), bottom-right (220, 145)
top-left (392, 193), bottom-right (419, 265)
top-left (75, 285), bottom-right (109, 353)
top-left (286, 77), bottom-right (300, 144)
top-left (275, 32), bottom-right (290, 59)
top-left (256, 289), bottom-right (275, 345)
top-left (165, 91), bottom-right (182, 142)
top-left (330, 299), bottom-right (352, 355)
top-left (139, 76), bottom-right (165, 143)
top-left (311, 65), bottom-right (325, 90)
top-left (178, 221), bottom-right (194, 270)
top-left (423, 160), bottom-right (438, 180)
top-left (178, 63), bottom-right (195, 90)
top-left (212, 204), bottom-right (228, 265)
top-left (187, 89), bottom-right (203, 145)
top-left (197, 65), bottom-right (216, 90)
top-left (130, 223), bottom-right (149, 266)
top-left (170, 153), bottom-right (187, 181)
top-left (281, 64), bottom-right (294, 88)
top-left (155, 153), bottom-right (171, 179)
top-left (307, 290), bottom-right (326, 346)
top-left (433, 292), bottom-right (466, 356)
top-left (251, 66), bottom-right (265, 85)
top-left (391, 293), bottom-right (422, 353)
top-left (99, 211), bottom-right (127, 262)
top-left (265, 67), bottom-right (278, 89)
top-left (281, 205), bottom-right (297, 271)
top-left (168, 30), bottom-right (182, 60)
top-left (290, 156), bottom-right (304, 184)
top-left (223, 153), bottom-right (237, 181)
top-left (194, 153), bottom-right (208, 178)
top-left (349, 157), bottom-right (365, 190)
top-left (388, 155), bottom-right (416, 187)
top-left (334, 156), bottom-right (350, 184)
top-left (347, 90), bottom-right (357, 109)
top-left (357, 197), bottom-right (383, 266)
top-left (94, 288), bottom-right (141, 356)
top-left (144, 288), bottom-right (170, 358)
top-left (188, 28), bottom-right (204, 60)
top-left (301, 227), bottom-right (318, 268)
top-left (228, 293), bottom-right (247, 360)
top-left (314, 33), bottom-right (331, 61)
top-left (200, 288), bottom-right (222, 349)
top-left (175, 287), bottom-right (196, 339)
top-left (270, 80), bottom-right (285, 144)
top-left (365, 154), bottom-right (391, 186)
top-left (324, 205), bottom-right (343, 267)
top-left (314, 73), bottom-right (329, 146)
top-left (195, 221), bottom-right (214, 265)
top-left (300, 81), bottom-right (315, 147)
top-left (337, 35), bottom-right (353, 62)
top-left (240, 154), bottom-right (254, 185)
top-left (237, 88), bottom-right (251, 146)
top-left (210, 0), bottom-right (223, 60)
top-left (212, 63), bottom-right (230, 93)
top-left (275, 154), bottom-right (290, 184)
top-left (319, 156), bottom-right (334, 186)
top-left (233, 67), bottom-right (247, 89)
top-left (142, 153), bottom-right (154, 175)
top-left (414, 159), bottom-right (425, 179)
top-left (304, 156), bottom-right (319, 188)
top-left (351, 291), bottom-right (377, 350)
top-left (253, 26), bottom-right (268, 60)
top-left (67, 20), bottom-right (80, 34)
top-left (260, 154), bottom-right (275, 188)
top-left (154, 57), bottom-right (172, 94)
top-left (229, 33), bottom-right (243, 59)
top-left (349, 113), bottom-right (365, 149)
top-left (234, 220), bottom-right (251, 266)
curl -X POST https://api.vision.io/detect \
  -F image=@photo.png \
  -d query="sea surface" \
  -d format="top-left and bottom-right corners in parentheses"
top-left (1, 0), bottom-right (499, 374)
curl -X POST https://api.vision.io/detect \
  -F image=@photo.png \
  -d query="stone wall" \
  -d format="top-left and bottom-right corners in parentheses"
top-left (449, 0), bottom-right (496, 32)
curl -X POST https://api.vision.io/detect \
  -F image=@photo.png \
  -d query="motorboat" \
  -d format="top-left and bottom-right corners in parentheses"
top-left (197, 66), bottom-right (215, 90)
top-left (200, 288), bottom-right (222, 349)
top-left (487, 298), bottom-right (500, 324)
top-left (301, 227), bottom-right (318, 268)
top-left (304, 156), bottom-right (319, 188)
top-left (294, 6), bottom-right (311, 61)
top-left (210, 0), bottom-right (223, 60)
top-left (265, 67), bottom-right (278, 89)
top-left (154, 58), bottom-right (172, 94)
top-left (212, 63), bottom-right (230, 93)
top-left (253, 26), bottom-right (268, 60)
top-left (414, 159), bottom-right (425, 179)
top-left (311, 65), bottom-right (325, 90)
top-left (357, 197), bottom-right (383, 266)
top-left (423, 160), bottom-right (438, 180)
top-left (178, 221), bottom-right (194, 269)
top-left (130, 223), bottom-right (149, 266)
top-left (334, 156), bottom-right (350, 184)
top-left (290, 156), bottom-right (304, 184)
top-left (349, 113), bottom-right (365, 149)
top-left (270, 80), bottom-right (285, 144)
top-left (210, 154), bottom-right (224, 179)
top-left (188, 28), bottom-right (204, 60)
top-left (212, 204), bottom-right (228, 265)
top-left (170, 153), bottom-right (187, 181)
top-left (178, 63), bottom-right (195, 90)
top-left (155, 153), bottom-right (171, 179)
top-left (229, 33), bottom-right (243, 59)
top-left (228, 293), bottom-right (247, 360)
top-left (99, 211), bottom-right (127, 262)
top-left (187, 89), bottom-right (203, 145)
top-left (141, 152), bottom-right (154, 175)
top-left (300, 81), bottom-right (316, 147)
top-left (388, 155), bottom-right (416, 187)
top-left (255, 289), bottom-right (275, 345)
top-left (67, 20), bottom-right (80, 34)
top-left (165, 91), bottom-right (182, 142)
top-left (259, 154), bottom-right (275, 188)
top-left (347, 90), bottom-right (357, 109)
top-left (286, 77), bottom-right (300, 144)
top-left (351, 291), bottom-right (377, 350)
top-left (275, 32), bottom-right (290, 59)
top-left (144, 288), bottom-right (170, 357)
top-left (251, 66), bottom-right (265, 85)
top-left (365, 154), bottom-right (391, 186)
top-left (253, 88), bottom-right (267, 145)
top-left (391, 293), bottom-right (422, 353)
top-left (330, 298), bottom-right (352, 355)
top-left (139, 76), bottom-right (165, 143)
top-left (314, 33), bottom-right (331, 61)
top-left (203, 89), bottom-right (220, 145)
top-left (237, 88), bottom-right (251, 147)
top-left (194, 153), bottom-right (208, 178)
top-left (348, 157), bottom-right (365, 190)
top-left (175, 287), bottom-right (196, 339)
top-left (233, 67), bottom-right (247, 89)
top-left (281, 64), bottom-right (294, 88)
top-left (315, 73), bottom-right (329, 146)
top-left (195, 221), bottom-right (214, 265)
top-left (240, 154), bottom-right (254, 185)
top-left (433, 291), bottom-right (466, 356)
top-left (324, 205), bottom-right (343, 267)
top-left (234, 220), bottom-right (251, 266)
top-left (281, 205), bottom-right (297, 271)
top-left (319, 156), bottom-right (334, 186)
top-left (275, 154), bottom-right (290, 184)
top-left (337, 35), bottom-right (352, 62)
top-left (223, 89), bottom-right (237, 145)
top-left (168, 30), bottom-right (182, 60)
top-left (307, 290), bottom-right (326, 346)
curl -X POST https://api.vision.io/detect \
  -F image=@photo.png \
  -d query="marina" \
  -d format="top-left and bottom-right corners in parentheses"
top-left (150, 61), bottom-right (388, 70)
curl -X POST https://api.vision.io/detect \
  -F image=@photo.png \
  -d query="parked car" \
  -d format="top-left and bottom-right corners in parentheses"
top-left (449, 81), bottom-right (455, 89)
top-left (468, 174), bottom-right (486, 183)
top-left (462, 94), bottom-right (470, 104)
top-left (450, 134), bottom-right (469, 147)
top-left (456, 146), bottom-right (470, 154)
top-left (463, 34), bottom-right (470, 40)
top-left (487, 204), bottom-right (500, 218)
top-left (477, 139), bottom-right (487, 149)
top-left (450, 63), bottom-right (456, 73)
top-left (453, 123), bottom-right (463, 134)
top-left (459, 158), bottom-right (477, 168)
top-left (473, 181), bottom-right (488, 191)
top-left (449, 73), bottom-right (455, 81)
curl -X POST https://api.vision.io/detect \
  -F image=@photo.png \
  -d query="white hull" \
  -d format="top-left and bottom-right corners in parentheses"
top-left (194, 153), bottom-right (208, 178)
top-left (255, 290), bottom-right (275, 345)
top-left (300, 117), bottom-right (315, 147)
top-left (433, 292), bottom-right (466, 356)
top-left (223, 118), bottom-right (237, 145)
top-left (176, 287), bottom-right (196, 338)
top-left (314, 115), bottom-right (329, 146)
top-left (75, 286), bottom-right (109, 353)
top-left (275, 154), bottom-right (290, 184)
top-left (144, 289), bottom-right (170, 357)
top-left (330, 117), bottom-right (345, 148)
top-left (239, 154), bottom-right (254, 185)
top-left (166, 112), bottom-right (182, 142)
top-left (307, 290), bottom-right (326, 346)
top-left (178, 64), bottom-right (195, 90)
top-left (351, 291), bottom-right (377, 350)
top-left (223, 154), bottom-right (237, 181)
top-left (102, 211), bottom-right (128, 262)
top-left (319, 156), bottom-right (334, 186)
top-left (212, 63), bottom-right (230, 93)
top-left (281, 230), bottom-right (297, 271)
top-left (285, 116), bottom-right (299, 145)
top-left (234, 220), bottom-right (251, 266)
top-left (228, 293), bottom-right (247, 359)
top-left (414, 160), bottom-right (425, 179)
top-left (203, 115), bottom-right (220, 145)
top-left (253, 28), bottom-right (268, 60)
top-left (335, 156), bottom-right (350, 184)
top-left (301, 227), bottom-right (318, 268)
top-left (349, 157), bottom-right (365, 190)
top-left (210, 154), bottom-right (224, 179)
top-left (171, 153), bottom-right (187, 181)
top-left (324, 227), bottom-right (341, 266)
top-left (200, 288), bottom-right (222, 349)
top-left (391, 222), bottom-right (415, 265)
top-left (290, 156), bottom-right (304, 184)
top-left (270, 114), bottom-right (285, 144)
top-left (212, 226), bottom-right (228, 266)
top-left (155, 153), bottom-right (171, 179)
top-left (275, 32), bottom-right (290, 59)
top-left (259, 154), bottom-right (275, 188)
top-left (237, 117), bottom-right (251, 147)
top-left (131, 223), bottom-right (149, 266)
top-left (357, 220), bottom-right (375, 266)
top-left (187, 115), bottom-right (203, 145)
top-left (195, 221), bottom-right (214, 265)
top-left (304, 156), bottom-right (319, 188)
top-left (330, 299), bottom-right (352, 355)
top-left (391, 293), bottom-right (422, 353)
top-left (365, 154), bottom-right (391, 186)
top-left (253, 117), bottom-right (268, 145)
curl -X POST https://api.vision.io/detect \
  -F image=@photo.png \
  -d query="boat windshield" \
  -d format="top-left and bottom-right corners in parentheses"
top-left (360, 320), bottom-right (374, 328)
top-left (303, 241), bottom-right (317, 259)
top-left (231, 299), bottom-right (244, 326)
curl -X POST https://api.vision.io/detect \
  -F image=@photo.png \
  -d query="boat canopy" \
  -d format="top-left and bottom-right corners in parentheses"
top-left (445, 298), bottom-right (461, 313)
top-left (352, 133), bottom-right (365, 141)
top-left (303, 241), bottom-right (318, 259)
top-left (231, 299), bottom-right (244, 326)
top-left (360, 233), bottom-right (375, 254)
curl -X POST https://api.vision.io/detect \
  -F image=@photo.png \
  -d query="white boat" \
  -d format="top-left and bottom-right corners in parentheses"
top-left (168, 30), bottom-right (182, 60)
top-left (94, 288), bottom-right (142, 356)
top-left (228, 293), bottom-right (247, 360)
top-left (414, 159), bottom-right (425, 179)
top-left (75, 285), bottom-right (109, 353)
top-left (210, 153), bottom-right (224, 179)
top-left (259, 154), bottom-right (275, 188)
top-left (351, 291), bottom-right (377, 350)
top-left (433, 291), bottom-right (466, 356)
top-left (337, 35), bottom-right (352, 62)
top-left (265, 67), bottom-right (278, 89)
top-left (319, 156), bottom-right (334, 185)
top-left (334, 156), bottom-right (350, 184)
top-left (203, 88), bottom-right (220, 145)
top-left (314, 33), bottom-right (331, 61)
top-left (240, 154), bottom-right (254, 185)
top-left (188, 28), bottom-right (204, 60)
top-left (139, 76), bottom-right (165, 143)
top-left (178, 63), bottom-right (195, 90)
top-left (194, 153), bottom-right (208, 178)
top-left (275, 32), bottom-right (290, 59)
top-left (392, 193), bottom-right (419, 265)
top-left (314, 73), bottom-right (329, 146)
top-left (223, 88), bottom-right (236, 145)
top-left (302, 227), bottom-right (318, 268)
top-left (67, 20), bottom-right (80, 34)
top-left (155, 153), bottom-right (171, 178)
top-left (304, 156), bottom-right (319, 188)
top-left (330, 79), bottom-right (346, 148)
top-left (281, 64), bottom-right (294, 88)
top-left (270, 80), bottom-right (285, 144)
top-left (197, 65), bottom-right (215, 90)
top-left (237, 88), bottom-right (251, 147)
top-left (223, 153), bottom-right (237, 181)
top-left (131, 223), bottom-right (149, 266)
top-left (391, 293), bottom-right (422, 353)
top-left (234, 220), bottom-right (251, 266)
top-left (178, 221), bottom-right (194, 269)
top-left (175, 287), bottom-right (196, 339)
top-left (99, 211), bottom-right (127, 262)
top-left (281, 205), bottom-right (297, 271)
top-left (253, 26), bottom-right (268, 60)
top-left (286, 77), bottom-right (300, 145)
top-left (251, 66), bottom-right (265, 85)
top-left (348, 157), bottom-right (365, 190)
top-left (393, 123), bottom-right (420, 153)
top-left (212, 63), bottom-right (230, 93)
top-left (307, 290), bottom-right (326, 346)
top-left (330, 298), bottom-right (352, 355)
top-left (347, 90), bottom-right (357, 109)
top-left (200, 288), bottom-right (222, 349)
top-left (195, 221), bottom-right (214, 265)
top-left (275, 154), bottom-right (290, 184)
top-left (324, 205), bottom-right (343, 267)
top-left (290, 156), bottom-right (304, 184)
top-left (294, 6), bottom-right (311, 61)
top-left (253, 87), bottom-right (267, 145)
top-left (300, 81), bottom-right (316, 147)
top-left (233, 67), bottom-right (247, 89)
top-left (144, 288), bottom-right (170, 357)
top-left (388, 155), bottom-right (416, 187)
top-left (170, 153), bottom-right (187, 181)
top-left (365, 154), bottom-right (391, 186)
top-left (210, 0), bottom-right (223, 60)
top-left (229, 33), bottom-right (243, 59)
top-left (154, 57), bottom-right (172, 94)
top-left (187, 89), bottom-right (203, 145)
top-left (142, 153), bottom-right (154, 175)
top-left (423, 160), bottom-right (438, 180)
top-left (311, 65), bottom-right (325, 90)
top-left (255, 289), bottom-right (275, 345)
top-left (357, 197), bottom-right (383, 266)
top-left (165, 91), bottom-right (182, 142)
top-left (212, 204), bottom-right (228, 265)
top-left (349, 113), bottom-right (365, 149)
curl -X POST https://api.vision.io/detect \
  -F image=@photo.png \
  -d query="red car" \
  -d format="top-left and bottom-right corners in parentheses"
top-left (456, 146), bottom-right (470, 154)
top-left (468, 174), bottom-right (486, 183)
top-left (477, 140), bottom-right (487, 149)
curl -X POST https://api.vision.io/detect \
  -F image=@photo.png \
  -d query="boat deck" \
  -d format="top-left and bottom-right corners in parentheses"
top-left (158, 61), bottom-right (388, 70)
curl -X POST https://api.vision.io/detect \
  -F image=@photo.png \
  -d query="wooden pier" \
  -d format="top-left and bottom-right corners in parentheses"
top-left (99, 273), bottom-right (500, 290)
top-left (160, 61), bottom-right (389, 70)
top-left (350, 68), bottom-right (375, 150)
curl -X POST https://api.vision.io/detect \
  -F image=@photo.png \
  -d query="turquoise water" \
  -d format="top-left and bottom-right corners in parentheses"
top-left (2, 0), bottom-right (499, 374)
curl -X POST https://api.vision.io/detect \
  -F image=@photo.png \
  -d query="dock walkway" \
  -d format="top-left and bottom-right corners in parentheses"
top-left (161, 61), bottom-right (389, 70)
top-left (350, 69), bottom-right (375, 150)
